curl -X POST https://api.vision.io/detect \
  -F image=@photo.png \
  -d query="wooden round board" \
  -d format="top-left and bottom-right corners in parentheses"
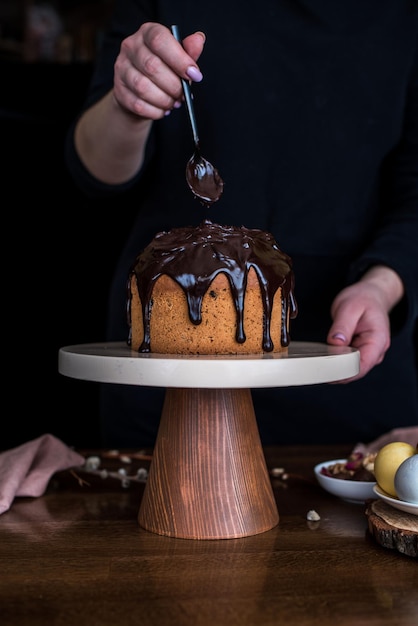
top-left (366, 499), bottom-right (418, 558)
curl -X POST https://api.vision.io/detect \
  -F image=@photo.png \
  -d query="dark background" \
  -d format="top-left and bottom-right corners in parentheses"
top-left (1, 0), bottom-right (135, 451)
top-left (1, 2), bottom-right (417, 452)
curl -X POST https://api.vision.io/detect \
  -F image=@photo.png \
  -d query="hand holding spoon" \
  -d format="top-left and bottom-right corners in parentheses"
top-left (171, 25), bottom-right (224, 207)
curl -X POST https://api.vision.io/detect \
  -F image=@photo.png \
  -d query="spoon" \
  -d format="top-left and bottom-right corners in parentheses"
top-left (171, 25), bottom-right (224, 207)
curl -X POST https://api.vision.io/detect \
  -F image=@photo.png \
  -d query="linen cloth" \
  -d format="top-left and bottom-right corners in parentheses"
top-left (0, 433), bottom-right (85, 514)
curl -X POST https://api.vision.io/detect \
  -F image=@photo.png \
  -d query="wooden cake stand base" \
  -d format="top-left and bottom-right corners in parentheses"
top-left (59, 342), bottom-right (359, 540)
top-left (140, 388), bottom-right (278, 539)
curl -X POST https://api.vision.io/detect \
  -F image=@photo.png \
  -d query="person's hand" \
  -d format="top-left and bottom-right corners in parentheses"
top-left (113, 22), bottom-right (206, 120)
top-left (74, 23), bottom-right (206, 184)
top-left (327, 265), bottom-right (404, 382)
top-left (353, 426), bottom-right (418, 455)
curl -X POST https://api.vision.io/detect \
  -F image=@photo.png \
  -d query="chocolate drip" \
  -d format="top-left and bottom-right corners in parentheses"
top-left (128, 220), bottom-right (297, 353)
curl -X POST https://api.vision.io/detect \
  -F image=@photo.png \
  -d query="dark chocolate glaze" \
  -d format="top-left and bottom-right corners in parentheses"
top-left (128, 220), bottom-right (297, 353)
top-left (186, 149), bottom-right (224, 207)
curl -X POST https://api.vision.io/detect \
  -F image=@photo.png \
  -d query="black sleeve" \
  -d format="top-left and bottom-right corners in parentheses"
top-left (348, 44), bottom-right (418, 328)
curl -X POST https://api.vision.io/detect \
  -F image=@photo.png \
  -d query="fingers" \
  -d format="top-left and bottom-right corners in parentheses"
top-left (327, 298), bottom-right (357, 349)
top-left (330, 334), bottom-right (386, 385)
top-left (353, 427), bottom-right (418, 454)
top-left (327, 283), bottom-right (391, 383)
top-left (113, 22), bottom-right (205, 119)
top-left (148, 24), bottom-right (205, 77)
top-left (349, 331), bottom-right (388, 380)
top-left (182, 31), bottom-right (206, 63)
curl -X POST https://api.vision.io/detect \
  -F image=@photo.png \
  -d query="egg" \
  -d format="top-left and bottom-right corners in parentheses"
top-left (394, 454), bottom-right (418, 504)
top-left (373, 441), bottom-right (416, 497)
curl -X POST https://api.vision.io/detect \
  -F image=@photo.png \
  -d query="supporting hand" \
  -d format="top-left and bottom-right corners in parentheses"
top-left (327, 265), bottom-right (404, 382)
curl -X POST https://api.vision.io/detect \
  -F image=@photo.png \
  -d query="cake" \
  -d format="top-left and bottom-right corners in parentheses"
top-left (127, 220), bottom-right (297, 355)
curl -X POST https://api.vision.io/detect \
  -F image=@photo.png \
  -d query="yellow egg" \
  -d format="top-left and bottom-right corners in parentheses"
top-left (373, 441), bottom-right (416, 497)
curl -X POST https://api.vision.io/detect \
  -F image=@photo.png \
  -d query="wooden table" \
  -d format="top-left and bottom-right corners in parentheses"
top-left (1, 445), bottom-right (417, 626)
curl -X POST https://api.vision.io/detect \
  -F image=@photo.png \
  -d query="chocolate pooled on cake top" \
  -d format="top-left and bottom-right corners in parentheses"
top-left (128, 220), bottom-right (297, 353)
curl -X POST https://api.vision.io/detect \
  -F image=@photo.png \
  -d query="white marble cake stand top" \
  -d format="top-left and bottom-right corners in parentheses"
top-left (58, 341), bottom-right (359, 389)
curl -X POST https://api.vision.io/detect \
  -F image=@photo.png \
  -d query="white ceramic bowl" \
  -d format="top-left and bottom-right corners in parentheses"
top-left (314, 459), bottom-right (376, 504)
top-left (373, 485), bottom-right (418, 516)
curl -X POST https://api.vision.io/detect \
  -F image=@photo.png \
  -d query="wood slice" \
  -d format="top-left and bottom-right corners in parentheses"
top-left (366, 499), bottom-right (418, 558)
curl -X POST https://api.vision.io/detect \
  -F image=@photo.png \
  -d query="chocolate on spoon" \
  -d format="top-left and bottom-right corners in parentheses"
top-left (171, 25), bottom-right (224, 207)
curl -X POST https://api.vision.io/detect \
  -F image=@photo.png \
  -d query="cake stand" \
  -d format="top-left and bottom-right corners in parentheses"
top-left (59, 341), bottom-right (359, 540)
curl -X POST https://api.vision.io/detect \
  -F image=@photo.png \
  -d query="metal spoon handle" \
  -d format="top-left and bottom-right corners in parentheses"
top-left (171, 25), bottom-right (200, 148)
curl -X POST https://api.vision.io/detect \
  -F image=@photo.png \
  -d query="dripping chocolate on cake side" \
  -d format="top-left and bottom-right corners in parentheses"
top-left (127, 220), bottom-right (297, 355)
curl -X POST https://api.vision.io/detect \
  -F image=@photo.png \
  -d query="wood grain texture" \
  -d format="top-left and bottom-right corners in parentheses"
top-left (366, 500), bottom-right (418, 557)
top-left (138, 388), bottom-right (279, 538)
top-left (1, 445), bottom-right (417, 626)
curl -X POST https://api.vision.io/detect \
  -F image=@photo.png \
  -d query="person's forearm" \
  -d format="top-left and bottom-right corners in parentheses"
top-left (74, 90), bottom-right (153, 185)
top-left (359, 265), bottom-right (405, 312)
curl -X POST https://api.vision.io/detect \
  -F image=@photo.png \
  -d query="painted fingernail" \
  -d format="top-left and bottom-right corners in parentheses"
top-left (186, 66), bottom-right (203, 82)
top-left (164, 109), bottom-right (171, 117)
top-left (332, 332), bottom-right (347, 342)
top-left (173, 100), bottom-right (182, 109)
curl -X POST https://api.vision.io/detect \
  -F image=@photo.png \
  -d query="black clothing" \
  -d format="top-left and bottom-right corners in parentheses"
top-left (66, 0), bottom-right (418, 447)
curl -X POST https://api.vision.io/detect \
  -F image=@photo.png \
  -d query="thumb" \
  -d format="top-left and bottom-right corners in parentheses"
top-left (327, 292), bottom-right (360, 346)
top-left (327, 311), bottom-right (358, 345)
top-left (327, 328), bottom-right (350, 346)
top-left (183, 31), bottom-right (206, 62)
